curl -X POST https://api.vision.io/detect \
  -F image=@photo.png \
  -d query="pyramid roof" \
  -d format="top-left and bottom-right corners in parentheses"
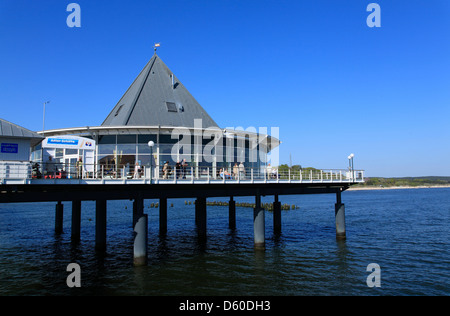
top-left (102, 54), bottom-right (219, 129)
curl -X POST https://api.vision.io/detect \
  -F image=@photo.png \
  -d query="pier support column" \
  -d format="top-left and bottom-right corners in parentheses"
top-left (253, 193), bottom-right (265, 250)
top-left (71, 200), bottom-right (81, 242)
top-left (229, 196), bottom-right (236, 230)
top-left (273, 195), bottom-right (281, 234)
top-left (195, 197), bottom-right (207, 239)
top-left (335, 190), bottom-right (346, 240)
top-left (133, 214), bottom-right (148, 266)
top-left (95, 200), bottom-right (107, 251)
top-left (55, 201), bottom-right (64, 234)
top-left (133, 197), bottom-right (144, 227)
top-left (159, 198), bottom-right (167, 236)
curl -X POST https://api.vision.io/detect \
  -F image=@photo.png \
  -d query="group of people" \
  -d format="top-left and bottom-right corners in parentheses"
top-left (163, 159), bottom-right (188, 179)
top-left (218, 162), bottom-right (245, 180)
top-left (266, 163), bottom-right (279, 179)
top-left (160, 161), bottom-right (247, 180)
top-left (39, 157), bottom-right (277, 181)
top-left (230, 162), bottom-right (246, 179)
top-left (41, 155), bottom-right (84, 179)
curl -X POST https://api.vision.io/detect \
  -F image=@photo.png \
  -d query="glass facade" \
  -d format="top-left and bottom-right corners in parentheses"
top-left (96, 132), bottom-right (266, 171)
top-left (31, 129), bottom-right (271, 179)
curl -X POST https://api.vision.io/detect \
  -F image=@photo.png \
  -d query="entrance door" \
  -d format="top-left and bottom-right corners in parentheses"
top-left (64, 155), bottom-right (79, 179)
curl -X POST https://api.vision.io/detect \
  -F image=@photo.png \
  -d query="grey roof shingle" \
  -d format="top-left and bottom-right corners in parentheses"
top-left (0, 118), bottom-right (43, 139)
top-left (102, 54), bottom-right (219, 129)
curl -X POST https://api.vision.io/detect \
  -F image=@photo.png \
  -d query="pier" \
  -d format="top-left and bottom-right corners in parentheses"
top-left (0, 52), bottom-right (364, 266)
top-left (0, 165), bottom-right (363, 266)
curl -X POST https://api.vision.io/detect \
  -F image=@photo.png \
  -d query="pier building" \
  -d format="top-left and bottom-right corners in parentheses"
top-left (30, 53), bottom-right (279, 180)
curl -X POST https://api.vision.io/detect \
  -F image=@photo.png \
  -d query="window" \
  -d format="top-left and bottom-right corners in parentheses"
top-left (166, 102), bottom-right (178, 112)
top-left (98, 135), bottom-right (116, 144)
top-left (114, 104), bottom-right (124, 117)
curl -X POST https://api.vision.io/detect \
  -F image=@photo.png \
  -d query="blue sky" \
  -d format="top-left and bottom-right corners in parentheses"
top-left (0, 0), bottom-right (449, 177)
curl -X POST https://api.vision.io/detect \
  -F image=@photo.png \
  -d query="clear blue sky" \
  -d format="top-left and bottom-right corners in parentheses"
top-left (1, 0), bottom-right (449, 177)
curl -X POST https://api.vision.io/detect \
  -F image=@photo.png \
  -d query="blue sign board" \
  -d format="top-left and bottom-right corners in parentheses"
top-left (1, 143), bottom-right (19, 154)
top-left (47, 138), bottom-right (79, 146)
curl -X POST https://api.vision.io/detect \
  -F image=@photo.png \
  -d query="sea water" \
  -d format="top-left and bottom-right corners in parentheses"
top-left (0, 188), bottom-right (448, 295)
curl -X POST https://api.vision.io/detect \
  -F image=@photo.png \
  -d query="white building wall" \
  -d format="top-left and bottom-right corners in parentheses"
top-left (0, 137), bottom-right (31, 162)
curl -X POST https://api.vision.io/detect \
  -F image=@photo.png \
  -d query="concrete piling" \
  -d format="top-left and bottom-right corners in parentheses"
top-left (132, 197), bottom-right (144, 227)
top-left (71, 200), bottom-right (81, 242)
top-left (159, 198), bottom-right (167, 236)
top-left (229, 196), bottom-right (236, 230)
top-left (273, 195), bottom-right (281, 234)
top-left (335, 190), bottom-right (346, 240)
top-left (55, 201), bottom-right (64, 234)
top-left (133, 214), bottom-right (148, 266)
top-left (253, 194), bottom-right (265, 250)
top-left (195, 197), bottom-right (207, 239)
top-left (95, 199), bottom-right (107, 251)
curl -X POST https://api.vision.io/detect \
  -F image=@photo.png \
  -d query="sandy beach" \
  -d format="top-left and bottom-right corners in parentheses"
top-left (348, 185), bottom-right (450, 191)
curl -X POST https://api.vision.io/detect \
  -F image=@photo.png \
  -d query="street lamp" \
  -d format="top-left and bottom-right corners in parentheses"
top-left (42, 101), bottom-right (50, 137)
top-left (348, 153), bottom-right (354, 182)
top-left (148, 141), bottom-right (155, 181)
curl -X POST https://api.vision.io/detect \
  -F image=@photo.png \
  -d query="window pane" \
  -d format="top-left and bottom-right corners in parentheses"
top-left (138, 134), bottom-right (157, 144)
top-left (98, 144), bottom-right (116, 155)
top-left (98, 135), bottom-right (116, 144)
top-left (116, 144), bottom-right (136, 154)
top-left (117, 134), bottom-right (136, 144)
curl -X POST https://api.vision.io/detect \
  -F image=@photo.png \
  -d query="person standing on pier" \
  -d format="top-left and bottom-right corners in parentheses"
top-left (44, 155), bottom-right (56, 178)
top-left (76, 157), bottom-right (83, 179)
top-left (163, 161), bottom-right (170, 179)
top-left (181, 159), bottom-right (187, 179)
top-left (175, 161), bottom-right (181, 179)
top-left (133, 161), bottom-right (141, 179)
top-left (233, 163), bottom-right (239, 179)
top-left (239, 162), bottom-right (245, 180)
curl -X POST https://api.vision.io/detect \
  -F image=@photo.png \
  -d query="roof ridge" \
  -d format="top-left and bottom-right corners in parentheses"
top-left (124, 54), bottom-right (158, 125)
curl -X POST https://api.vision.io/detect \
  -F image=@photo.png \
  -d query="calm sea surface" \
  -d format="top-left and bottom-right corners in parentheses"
top-left (0, 188), bottom-right (449, 296)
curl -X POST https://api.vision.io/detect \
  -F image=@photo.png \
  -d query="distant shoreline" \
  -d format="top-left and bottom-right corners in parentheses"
top-left (348, 185), bottom-right (450, 191)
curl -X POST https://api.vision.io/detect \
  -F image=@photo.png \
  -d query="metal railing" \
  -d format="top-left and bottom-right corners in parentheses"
top-left (0, 161), bottom-right (364, 184)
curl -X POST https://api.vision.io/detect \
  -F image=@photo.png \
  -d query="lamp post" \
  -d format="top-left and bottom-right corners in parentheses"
top-left (148, 141), bottom-right (155, 181)
top-left (42, 101), bottom-right (50, 137)
top-left (347, 153), bottom-right (354, 182)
